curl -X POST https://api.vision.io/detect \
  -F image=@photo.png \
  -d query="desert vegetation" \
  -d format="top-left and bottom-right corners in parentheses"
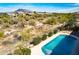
top-left (0, 9), bottom-right (76, 54)
top-left (13, 46), bottom-right (31, 55)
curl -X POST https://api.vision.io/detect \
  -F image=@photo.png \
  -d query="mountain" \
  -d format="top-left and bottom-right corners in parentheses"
top-left (15, 9), bottom-right (32, 13)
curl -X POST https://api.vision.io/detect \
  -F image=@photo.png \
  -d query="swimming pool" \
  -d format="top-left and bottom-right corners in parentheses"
top-left (42, 34), bottom-right (79, 55)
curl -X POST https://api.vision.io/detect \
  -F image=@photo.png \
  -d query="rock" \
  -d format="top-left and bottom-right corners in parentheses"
top-left (13, 34), bottom-right (21, 43)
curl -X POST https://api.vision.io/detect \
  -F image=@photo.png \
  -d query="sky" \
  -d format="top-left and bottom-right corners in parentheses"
top-left (0, 3), bottom-right (79, 13)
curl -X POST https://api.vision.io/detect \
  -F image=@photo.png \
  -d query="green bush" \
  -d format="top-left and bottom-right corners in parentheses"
top-left (0, 31), bottom-right (4, 38)
top-left (42, 34), bottom-right (47, 40)
top-left (32, 36), bottom-right (42, 45)
top-left (48, 32), bottom-right (53, 37)
top-left (13, 47), bottom-right (31, 55)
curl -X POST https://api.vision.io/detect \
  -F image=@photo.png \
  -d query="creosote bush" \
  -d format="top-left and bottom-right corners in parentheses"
top-left (53, 29), bottom-right (58, 34)
top-left (13, 47), bottom-right (31, 55)
top-left (32, 36), bottom-right (42, 45)
top-left (20, 28), bottom-right (32, 41)
top-left (48, 32), bottom-right (53, 37)
top-left (41, 34), bottom-right (47, 40)
top-left (29, 19), bottom-right (35, 26)
top-left (0, 31), bottom-right (4, 38)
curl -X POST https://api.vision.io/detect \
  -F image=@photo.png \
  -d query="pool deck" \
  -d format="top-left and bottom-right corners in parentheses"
top-left (31, 31), bottom-right (77, 55)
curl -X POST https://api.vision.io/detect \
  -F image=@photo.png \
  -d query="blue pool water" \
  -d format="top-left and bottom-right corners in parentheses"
top-left (42, 34), bottom-right (79, 55)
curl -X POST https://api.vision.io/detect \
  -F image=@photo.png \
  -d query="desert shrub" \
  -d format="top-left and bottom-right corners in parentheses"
top-left (29, 20), bottom-right (35, 26)
top-left (0, 13), bottom-right (11, 23)
top-left (48, 32), bottom-right (53, 37)
top-left (13, 47), bottom-right (31, 55)
top-left (44, 18), bottom-right (57, 25)
top-left (2, 23), bottom-right (10, 28)
top-left (41, 34), bottom-right (47, 40)
top-left (10, 19), bottom-right (18, 24)
top-left (2, 41), bottom-right (12, 45)
top-left (20, 28), bottom-right (32, 41)
top-left (0, 19), bottom-right (3, 24)
top-left (0, 31), bottom-right (4, 38)
top-left (32, 36), bottom-right (42, 45)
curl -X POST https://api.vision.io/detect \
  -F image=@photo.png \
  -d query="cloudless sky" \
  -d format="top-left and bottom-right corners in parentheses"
top-left (0, 3), bottom-right (79, 12)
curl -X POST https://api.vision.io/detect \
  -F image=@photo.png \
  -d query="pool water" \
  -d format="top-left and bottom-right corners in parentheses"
top-left (42, 34), bottom-right (79, 55)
